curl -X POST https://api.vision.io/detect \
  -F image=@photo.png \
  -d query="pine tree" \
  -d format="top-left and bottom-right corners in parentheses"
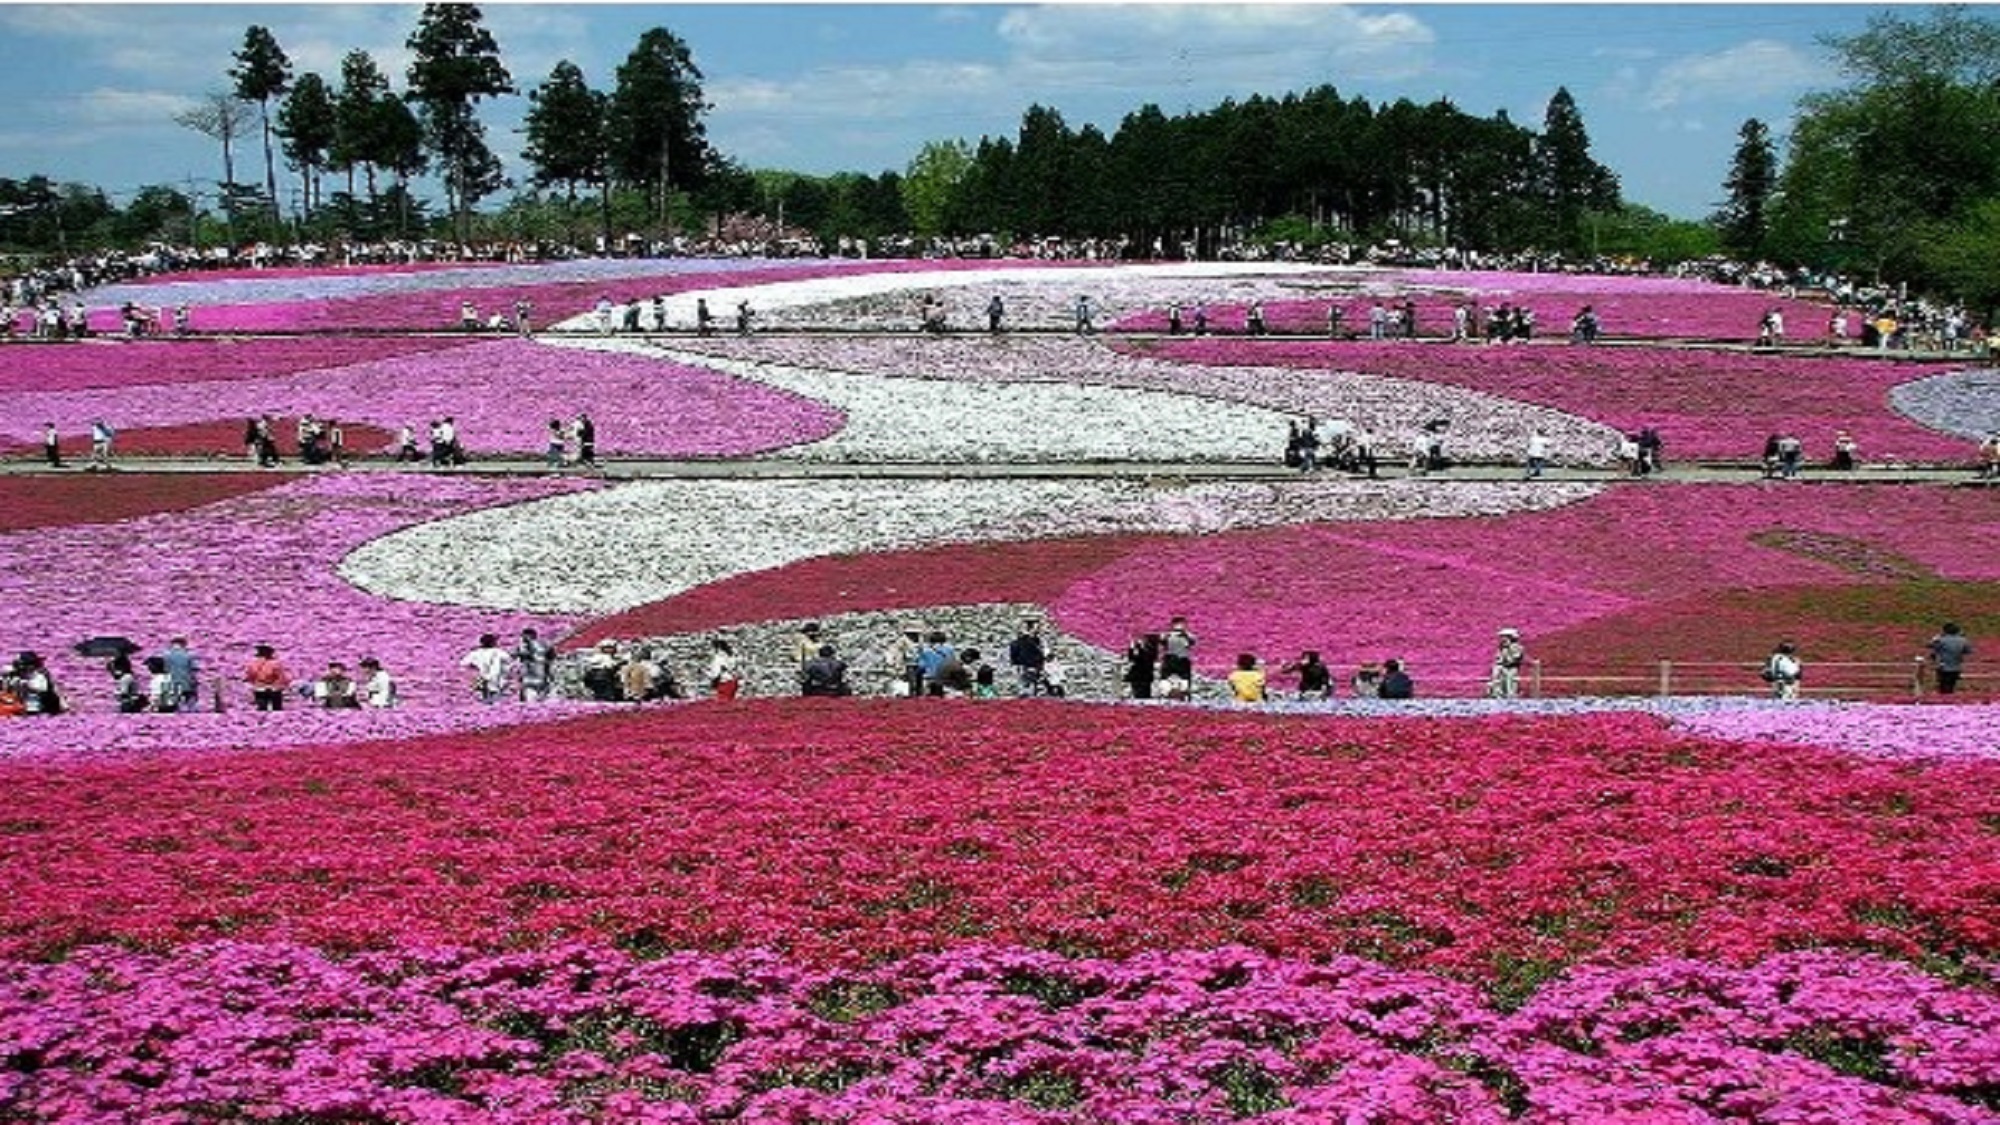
top-left (523, 61), bottom-right (609, 246)
top-left (606, 27), bottom-right (711, 233)
top-left (404, 3), bottom-right (513, 243)
top-left (230, 26), bottom-right (293, 225)
top-left (1535, 86), bottom-right (1620, 253)
top-left (1716, 118), bottom-right (1777, 259)
top-left (277, 73), bottom-right (337, 219)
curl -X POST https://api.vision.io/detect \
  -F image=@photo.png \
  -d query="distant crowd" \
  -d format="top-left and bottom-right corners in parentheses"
top-left (3, 616), bottom-right (1975, 719)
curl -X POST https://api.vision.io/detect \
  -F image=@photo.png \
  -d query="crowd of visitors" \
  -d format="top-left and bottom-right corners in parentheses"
top-left (0, 613), bottom-right (1981, 718)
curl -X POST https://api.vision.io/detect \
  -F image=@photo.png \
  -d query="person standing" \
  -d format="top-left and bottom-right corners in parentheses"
top-left (145, 655), bottom-right (180, 713)
top-left (1928, 623), bottom-right (1973, 695)
top-left (1488, 628), bottom-right (1526, 699)
top-left (1763, 641), bottom-right (1803, 701)
top-left (42, 422), bottom-right (61, 468)
top-left (1160, 616), bottom-right (1197, 686)
top-left (1246, 300), bottom-right (1266, 336)
top-left (395, 423), bottom-right (421, 464)
top-left (1227, 653), bottom-right (1267, 704)
top-left (1073, 294), bottom-right (1095, 335)
top-left (574, 411), bottom-right (597, 468)
top-left (545, 419), bottom-right (567, 470)
top-left (462, 633), bottom-right (513, 704)
top-left (1524, 432), bottom-right (1551, 480)
top-left (312, 661), bottom-right (362, 709)
top-left (987, 294), bottom-right (1005, 334)
top-left (705, 638), bottom-right (741, 700)
top-left (358, 657), bottom-right (398, 708)
top-left (1776, 433), bottom-right (1804, 480)
top-left (1008, 618), bottom-right (1048, 697)
top-left (161, 636), bottom-right (201, 714)
top-left (514, 627), bottom-right (555, 702)
top-left (108, 654), bottom-right (144, 713)
top-left (1281, 650), bottom-right (1332, 700)
top-left (243, 644), bottom-right (291, 711)
top-left (1123, 633), bottom-right (1161, 700)
top-left (1378, 658), bottom-right (1414, 700)
top-left (801, 645), bottom-right (852, 697)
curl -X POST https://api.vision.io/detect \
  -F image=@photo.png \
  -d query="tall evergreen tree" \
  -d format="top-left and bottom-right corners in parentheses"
top-left (1534, 86), bottom-right (1620, 252)
top-left (606, 27), bottom-right (712, 231)
top-left (332, 50), bottom-right (391, 201)
top-left (277, 73), bottom-right (337, 219)
top-left (230, 25), bottom-right (293, 224)
top-left (404, 3), bottom-right (513, 242)
top-left (1715, 118), bottom-right (1777, 258)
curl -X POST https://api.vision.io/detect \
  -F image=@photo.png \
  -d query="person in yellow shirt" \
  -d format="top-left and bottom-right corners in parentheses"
top-left (1227, 652), bottom-right (1267, 704)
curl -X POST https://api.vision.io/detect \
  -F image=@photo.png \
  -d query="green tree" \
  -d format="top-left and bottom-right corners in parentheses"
top-left (606, 27), bottom-right (711, 233)
top-left (1714, 118), bottom-right (1777, 259)
top-left (523, 60), bottom-right (609, 245)
top-left (1534, 86), bottom-right (1620, 252)
top-left (332, 50), bottom-right (390, 201)
top-left (901, 139), bottom-right (971, 237)
top-left (230, 25), bottom-right (292, 224)
top-left (277, 72), bottom-right (337, 220)
top-left (404, 3), bottom-right (513, 242)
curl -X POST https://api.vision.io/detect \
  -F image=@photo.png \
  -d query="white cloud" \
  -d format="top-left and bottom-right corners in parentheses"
top-left (76, 87), bottom-right (197, 127)
top-left (1646, 40), bottom-right (1829, 111)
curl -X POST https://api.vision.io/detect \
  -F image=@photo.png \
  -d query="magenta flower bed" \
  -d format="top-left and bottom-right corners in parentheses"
top-left (190, 259), bottom-right (1004, 332)
top-left (2, 940), bottom-right (1993, 1123)
top-left (0, 336), bottom-right (476, 394)
top-left (1111, 270), bottom-right (1839, 342)
top-left (1047, 484), bottom-right (2000, 689)
top-left (3, 703), bottom-right (1996, 975)
top-left (0, 473), bottom-right (594, 713)
top-left (0, 338), bottom-right (844, 457)
top-left (1138, 336), bottom-right (1974, 461)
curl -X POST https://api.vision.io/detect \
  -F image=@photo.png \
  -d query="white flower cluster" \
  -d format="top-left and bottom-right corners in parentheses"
top-left (339, 478), bottom-right (1596, 615)
top-left (668, 333), bottom-right (1622, 462)
top-left (552, 336), bottom-right (1294, 463)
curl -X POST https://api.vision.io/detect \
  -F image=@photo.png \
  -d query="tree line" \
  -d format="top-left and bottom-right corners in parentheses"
top-left (7, 2), bottom-right (1999, 316)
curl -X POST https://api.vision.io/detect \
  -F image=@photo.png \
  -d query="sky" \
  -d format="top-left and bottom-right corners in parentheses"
top-left (0, 3), bottom-right (1899, 223)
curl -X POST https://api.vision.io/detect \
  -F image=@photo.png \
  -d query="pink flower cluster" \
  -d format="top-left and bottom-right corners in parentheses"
top-left (1046, 484), bottom-right (2000, 693)
top-left (1138, 337), bottom-right (1974, 461)
top-left (1, 940), bottom-right (1993, 1123)
top-left (0, 336), bottom-right (475, 394)
top-left (2, 702), bottom-right (1995, 978)
top-left (2, 338), bottom-right (843, 457)
top-left (0, 473), bottom-right (595, 713)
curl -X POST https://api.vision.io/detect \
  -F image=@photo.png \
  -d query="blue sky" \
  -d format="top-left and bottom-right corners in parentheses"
top-left (0, 4), bottom-right (1896, 223)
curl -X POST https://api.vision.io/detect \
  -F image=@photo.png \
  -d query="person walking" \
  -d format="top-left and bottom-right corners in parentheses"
top-left (573, 411), bottom-right (597, 468)
top-left (42, 422), bottom-right (61, 468)
top-left (161, 636), bottom-right (201, 714)
top-left (514, 627), bottom-right (555, 702)
top-left (87, 418), bottom-right (114, 471)
top-left (1488, 628), bottom-right (1526, 699)
top-left (1928, 623), bottom-right (1973, 695)
top-left (1762, 641), bottom-right (1803, 701)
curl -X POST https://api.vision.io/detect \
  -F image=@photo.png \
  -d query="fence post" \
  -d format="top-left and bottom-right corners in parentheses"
top-left (1530, 658), bottom-right (1543, 699)
top-left (1657, 659), bottom-right (1672, 698)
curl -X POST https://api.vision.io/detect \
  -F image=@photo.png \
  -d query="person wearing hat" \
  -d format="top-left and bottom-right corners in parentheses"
top-left (1488, 628), bottom-right (1526, 699)
top-left (11, 652), bottom-right (61, 716)
top-left (582, 639), bottom-right (626, 702)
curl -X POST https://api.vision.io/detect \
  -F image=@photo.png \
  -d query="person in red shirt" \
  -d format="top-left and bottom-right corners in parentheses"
top-left (243, 644), bottom-right (292, 711)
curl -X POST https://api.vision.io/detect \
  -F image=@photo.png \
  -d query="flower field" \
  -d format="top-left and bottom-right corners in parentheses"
top-left (3, 259), bottom-right (1998, 1122)
top-left (1135, 336), bottom-right (1976, 462)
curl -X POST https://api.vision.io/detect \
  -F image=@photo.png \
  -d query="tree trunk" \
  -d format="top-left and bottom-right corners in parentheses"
top-left (261, 100), bottom-right (280, 224)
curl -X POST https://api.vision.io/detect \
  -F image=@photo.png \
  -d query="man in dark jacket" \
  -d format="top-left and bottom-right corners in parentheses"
top-left (802, 645), bottom-right (851, 697)
top-left (1008, 619), bottom-right (1047, 696)
top-left (1378, 658), bottom-right (1415, 700)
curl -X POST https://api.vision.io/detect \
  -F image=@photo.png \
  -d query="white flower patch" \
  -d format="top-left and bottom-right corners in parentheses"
top-left (339, 478), bottom-right (1597, 615)
top-left (547, 261), bottom-right (1368, 333)
top-left (548, 336), bottom-right (1296, 462)
top-left (667, 334), bottom-right (1625, 462)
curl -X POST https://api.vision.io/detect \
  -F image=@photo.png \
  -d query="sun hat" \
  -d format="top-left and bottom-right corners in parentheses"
top-left (1498, 627), bottom-right (1520, 638)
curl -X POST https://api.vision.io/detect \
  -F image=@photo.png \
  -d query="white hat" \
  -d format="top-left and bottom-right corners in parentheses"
top-left (1498, 627), bottom-right (1520, 638)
